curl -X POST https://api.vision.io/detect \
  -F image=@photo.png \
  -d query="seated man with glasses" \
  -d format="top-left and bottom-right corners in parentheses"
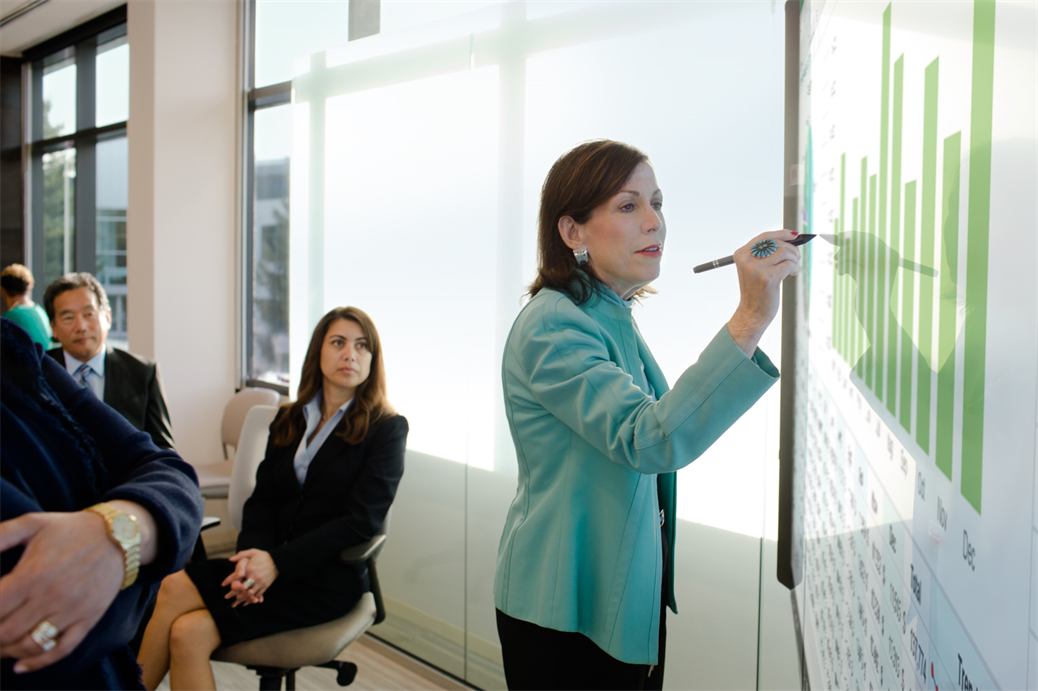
top-left (43, 272), bottom-right (176, 450)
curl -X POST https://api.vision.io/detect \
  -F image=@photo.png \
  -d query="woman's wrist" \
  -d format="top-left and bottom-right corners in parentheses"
top-left (727, 311), bottom-right (765, 359)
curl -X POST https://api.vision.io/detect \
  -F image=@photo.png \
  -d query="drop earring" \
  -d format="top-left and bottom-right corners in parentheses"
top-left (573, 248), bottom-right (589, 265)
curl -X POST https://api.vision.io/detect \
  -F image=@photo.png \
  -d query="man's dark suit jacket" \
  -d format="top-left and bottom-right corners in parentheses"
top-left (47, 344), bottom-right (176, 449)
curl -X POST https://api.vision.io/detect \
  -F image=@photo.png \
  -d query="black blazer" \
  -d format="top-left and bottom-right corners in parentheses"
top-left (47, 345), bottom-right (176, 450)
top-left (236, 410), bottom-right (408, 585)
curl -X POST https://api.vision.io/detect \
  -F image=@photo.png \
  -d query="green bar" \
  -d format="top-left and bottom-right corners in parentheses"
top-left (936, 132), bottom-right (961, 480)
top-left (865, 174), bottom-right (877, 388)
top-left (840, 153), bottom-right (847, 361)
top-left (917, 58), bottom-right (939, 454)
top-left (887, 55), bottom-right (904, 416)
top-left (833, 161), bottom-right (841, 359)
top-left (854, 196), bottom-right (861, 367)
top-left (876, 4), bottom-right (891, 402)
top-left (833, 214), bottom-right (841, 356)
top-left (962, 0), bottom-right (995, 514)
top-left (857, 156), bottom-right (868, 376)
top-left (900, 181), bottom-right (917, 432)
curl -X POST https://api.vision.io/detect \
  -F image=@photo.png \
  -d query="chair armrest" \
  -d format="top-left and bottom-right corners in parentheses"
top-left (339, 534), bottom-right (386, 565)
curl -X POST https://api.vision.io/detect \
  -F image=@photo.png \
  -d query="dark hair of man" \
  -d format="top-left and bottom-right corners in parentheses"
top-left (270, 306), bottom-right (394, 448)
top-left (1, 264), bottom-right (34, 297)
top-left (42, 272), bottom-right (111, 321)
top-left (528, 139), bottom-right (654, 305)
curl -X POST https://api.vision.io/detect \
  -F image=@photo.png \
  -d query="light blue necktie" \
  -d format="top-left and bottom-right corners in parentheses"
top-left (73, 363), bottom-right (95, 396)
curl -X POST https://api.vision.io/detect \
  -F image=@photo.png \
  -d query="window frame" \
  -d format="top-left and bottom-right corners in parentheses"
top-left (241, 0), bottom-right (293, 395)
top-left (23, 6), bottom-right (129, 333)
top-left (240, 0), bottom-right (380, 395)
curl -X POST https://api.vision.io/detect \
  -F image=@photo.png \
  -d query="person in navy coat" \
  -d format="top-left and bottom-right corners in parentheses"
top-left (137, 306), bottom-right (407, 691)
top-left (0, 319), bottom-right (203, 690)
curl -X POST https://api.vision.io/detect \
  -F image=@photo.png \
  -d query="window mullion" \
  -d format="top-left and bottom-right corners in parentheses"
top-left (243, 102), bottom-right (257, 384)
top-left (29, 150), bottom-right (44, 303)
top-left (29, 60), bottom-right (44, 302)
top-left (75, 36), bottom-right (97, 277)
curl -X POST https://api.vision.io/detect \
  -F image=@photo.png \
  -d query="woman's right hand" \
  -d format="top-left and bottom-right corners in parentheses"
top-left (222, 549), bottom-right (279, 607)
top-left (221, 555), bottom-right (260, 608)
top-left (727, 229), bottom-right (801, 358)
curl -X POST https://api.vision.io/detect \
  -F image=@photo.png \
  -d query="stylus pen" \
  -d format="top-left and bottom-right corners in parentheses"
top-left (693, 234), bottom-right (820, 274)
top-left (691, 233), bottom-right (938, 277)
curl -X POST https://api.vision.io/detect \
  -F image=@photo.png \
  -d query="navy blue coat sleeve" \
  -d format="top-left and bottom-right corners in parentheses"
top-left (40, 350), bottom-right (204, 583)
top-left (0, 476), bottom-right (164, 684)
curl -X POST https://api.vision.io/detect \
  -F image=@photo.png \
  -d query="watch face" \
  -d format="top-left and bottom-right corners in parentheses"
top-left (111, 514), bottom-right (139, 541)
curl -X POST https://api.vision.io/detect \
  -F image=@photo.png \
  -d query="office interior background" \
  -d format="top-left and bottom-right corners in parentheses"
top-left (0, 1), bottom-right (802, 688)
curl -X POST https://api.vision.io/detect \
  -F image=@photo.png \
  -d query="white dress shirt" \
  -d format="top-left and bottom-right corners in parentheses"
top-left (63, 348), bottom-right (106, 399)
top-left (294, 389), bottom-right (353, 486)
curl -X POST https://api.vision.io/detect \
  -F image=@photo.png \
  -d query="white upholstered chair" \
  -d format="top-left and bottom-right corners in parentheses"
top-left (209, 404), bottom-right (391, 690)
top-left (194, 388), bottom-right (281, 499)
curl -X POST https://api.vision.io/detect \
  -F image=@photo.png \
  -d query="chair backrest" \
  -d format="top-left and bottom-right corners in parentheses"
top-left (222, 388), bottom-right (281, 450)
top-left (228, 404), bottom-right (279, 531)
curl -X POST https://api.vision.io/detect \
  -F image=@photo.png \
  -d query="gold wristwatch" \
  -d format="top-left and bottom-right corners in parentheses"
top-left (85, 503), bottom-right (141, 590)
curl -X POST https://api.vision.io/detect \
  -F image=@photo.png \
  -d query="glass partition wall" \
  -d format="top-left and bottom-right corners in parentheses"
top-left (246, 2), bottom-right (787, 687)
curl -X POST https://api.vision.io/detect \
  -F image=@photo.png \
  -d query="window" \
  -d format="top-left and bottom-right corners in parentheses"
top-left (26, 8), bottom-right (129, 344)
top-left (244, 1), bottom-right (380, 389)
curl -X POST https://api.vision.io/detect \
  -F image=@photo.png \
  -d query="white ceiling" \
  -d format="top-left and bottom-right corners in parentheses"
top-left (0, 0), bottom-right (124, 57)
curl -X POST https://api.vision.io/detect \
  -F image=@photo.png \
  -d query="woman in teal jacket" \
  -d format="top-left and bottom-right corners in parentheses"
top-left (494, 140), bottom-right (800, 690)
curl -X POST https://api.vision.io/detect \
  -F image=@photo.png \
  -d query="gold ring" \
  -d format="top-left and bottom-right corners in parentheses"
top-left (30, 620), bottom-right (58, 652)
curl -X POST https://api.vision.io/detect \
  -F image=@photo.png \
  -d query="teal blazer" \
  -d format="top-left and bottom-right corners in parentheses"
top-left (494, 287), bottom-right (779, 665)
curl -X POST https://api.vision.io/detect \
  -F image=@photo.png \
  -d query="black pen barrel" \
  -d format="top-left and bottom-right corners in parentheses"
top-left (693, 233), bottom-right (817, 274)
top-left (693, 255), bottom-right (735, 273)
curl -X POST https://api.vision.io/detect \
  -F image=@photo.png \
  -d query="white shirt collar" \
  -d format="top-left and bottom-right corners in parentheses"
top-left (63, 346), bottom-right (106, 377)
top-left (293, 389), bottom-right (354, 486)
top-left (301, 388), bottom-right (353, 423)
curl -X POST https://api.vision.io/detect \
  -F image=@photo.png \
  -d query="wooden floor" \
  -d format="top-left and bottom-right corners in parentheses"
top-left (156, 633), bottom-right (471, 691)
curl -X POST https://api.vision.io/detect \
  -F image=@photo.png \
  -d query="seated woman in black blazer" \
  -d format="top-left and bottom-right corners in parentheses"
top-left (137, 306), bottom-right (408, 691)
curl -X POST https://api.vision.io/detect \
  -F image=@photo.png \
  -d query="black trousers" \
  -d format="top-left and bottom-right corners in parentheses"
top-left (496, 528), bottom-right (669, 691)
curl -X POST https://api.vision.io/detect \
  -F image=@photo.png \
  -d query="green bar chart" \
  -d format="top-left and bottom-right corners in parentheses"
top-left (825, 0), bottom-right (994, 514)
top-left (796, 3), bottom-right (1037, 689)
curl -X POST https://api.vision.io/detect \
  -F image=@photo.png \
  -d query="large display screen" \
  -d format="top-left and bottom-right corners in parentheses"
top-left (792, 1), bottom-right (1037, 689)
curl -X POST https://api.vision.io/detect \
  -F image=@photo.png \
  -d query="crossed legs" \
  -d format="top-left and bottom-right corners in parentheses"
top-left (138, 570), bottom-right (222, 691)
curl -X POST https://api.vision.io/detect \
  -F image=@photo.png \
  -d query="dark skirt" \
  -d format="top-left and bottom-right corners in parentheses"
top-left (184, 557), bottom-right (366, 648)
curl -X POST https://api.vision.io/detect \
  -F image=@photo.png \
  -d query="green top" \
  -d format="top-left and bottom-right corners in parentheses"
top-left (494, 287), bottom-right (779, 665)
top-left (4, 303), bottom-right (53, 348)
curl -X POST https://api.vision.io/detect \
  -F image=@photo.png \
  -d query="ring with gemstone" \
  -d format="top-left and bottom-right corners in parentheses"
top-left (751, 239), bottom-right (777, 258)
top-left (30, 620), bottom-right (59, 652)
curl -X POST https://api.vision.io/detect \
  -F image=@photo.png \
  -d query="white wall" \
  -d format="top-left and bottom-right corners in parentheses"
top-left (127, 0), bottom-right (240, 466)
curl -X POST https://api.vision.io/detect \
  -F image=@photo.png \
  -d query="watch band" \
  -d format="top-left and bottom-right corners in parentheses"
top-left (86, 503), bottom-right (141, 590)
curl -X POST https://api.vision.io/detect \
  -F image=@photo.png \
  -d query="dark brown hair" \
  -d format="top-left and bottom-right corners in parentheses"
top-left (43, 272), bottom-right (111, 321)
top-left (270, 306), bottom-right (394, 447)
top-left (1, 264), bottom-right (34, 297)
top-left (528, 140), bottom-right (653, 305)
